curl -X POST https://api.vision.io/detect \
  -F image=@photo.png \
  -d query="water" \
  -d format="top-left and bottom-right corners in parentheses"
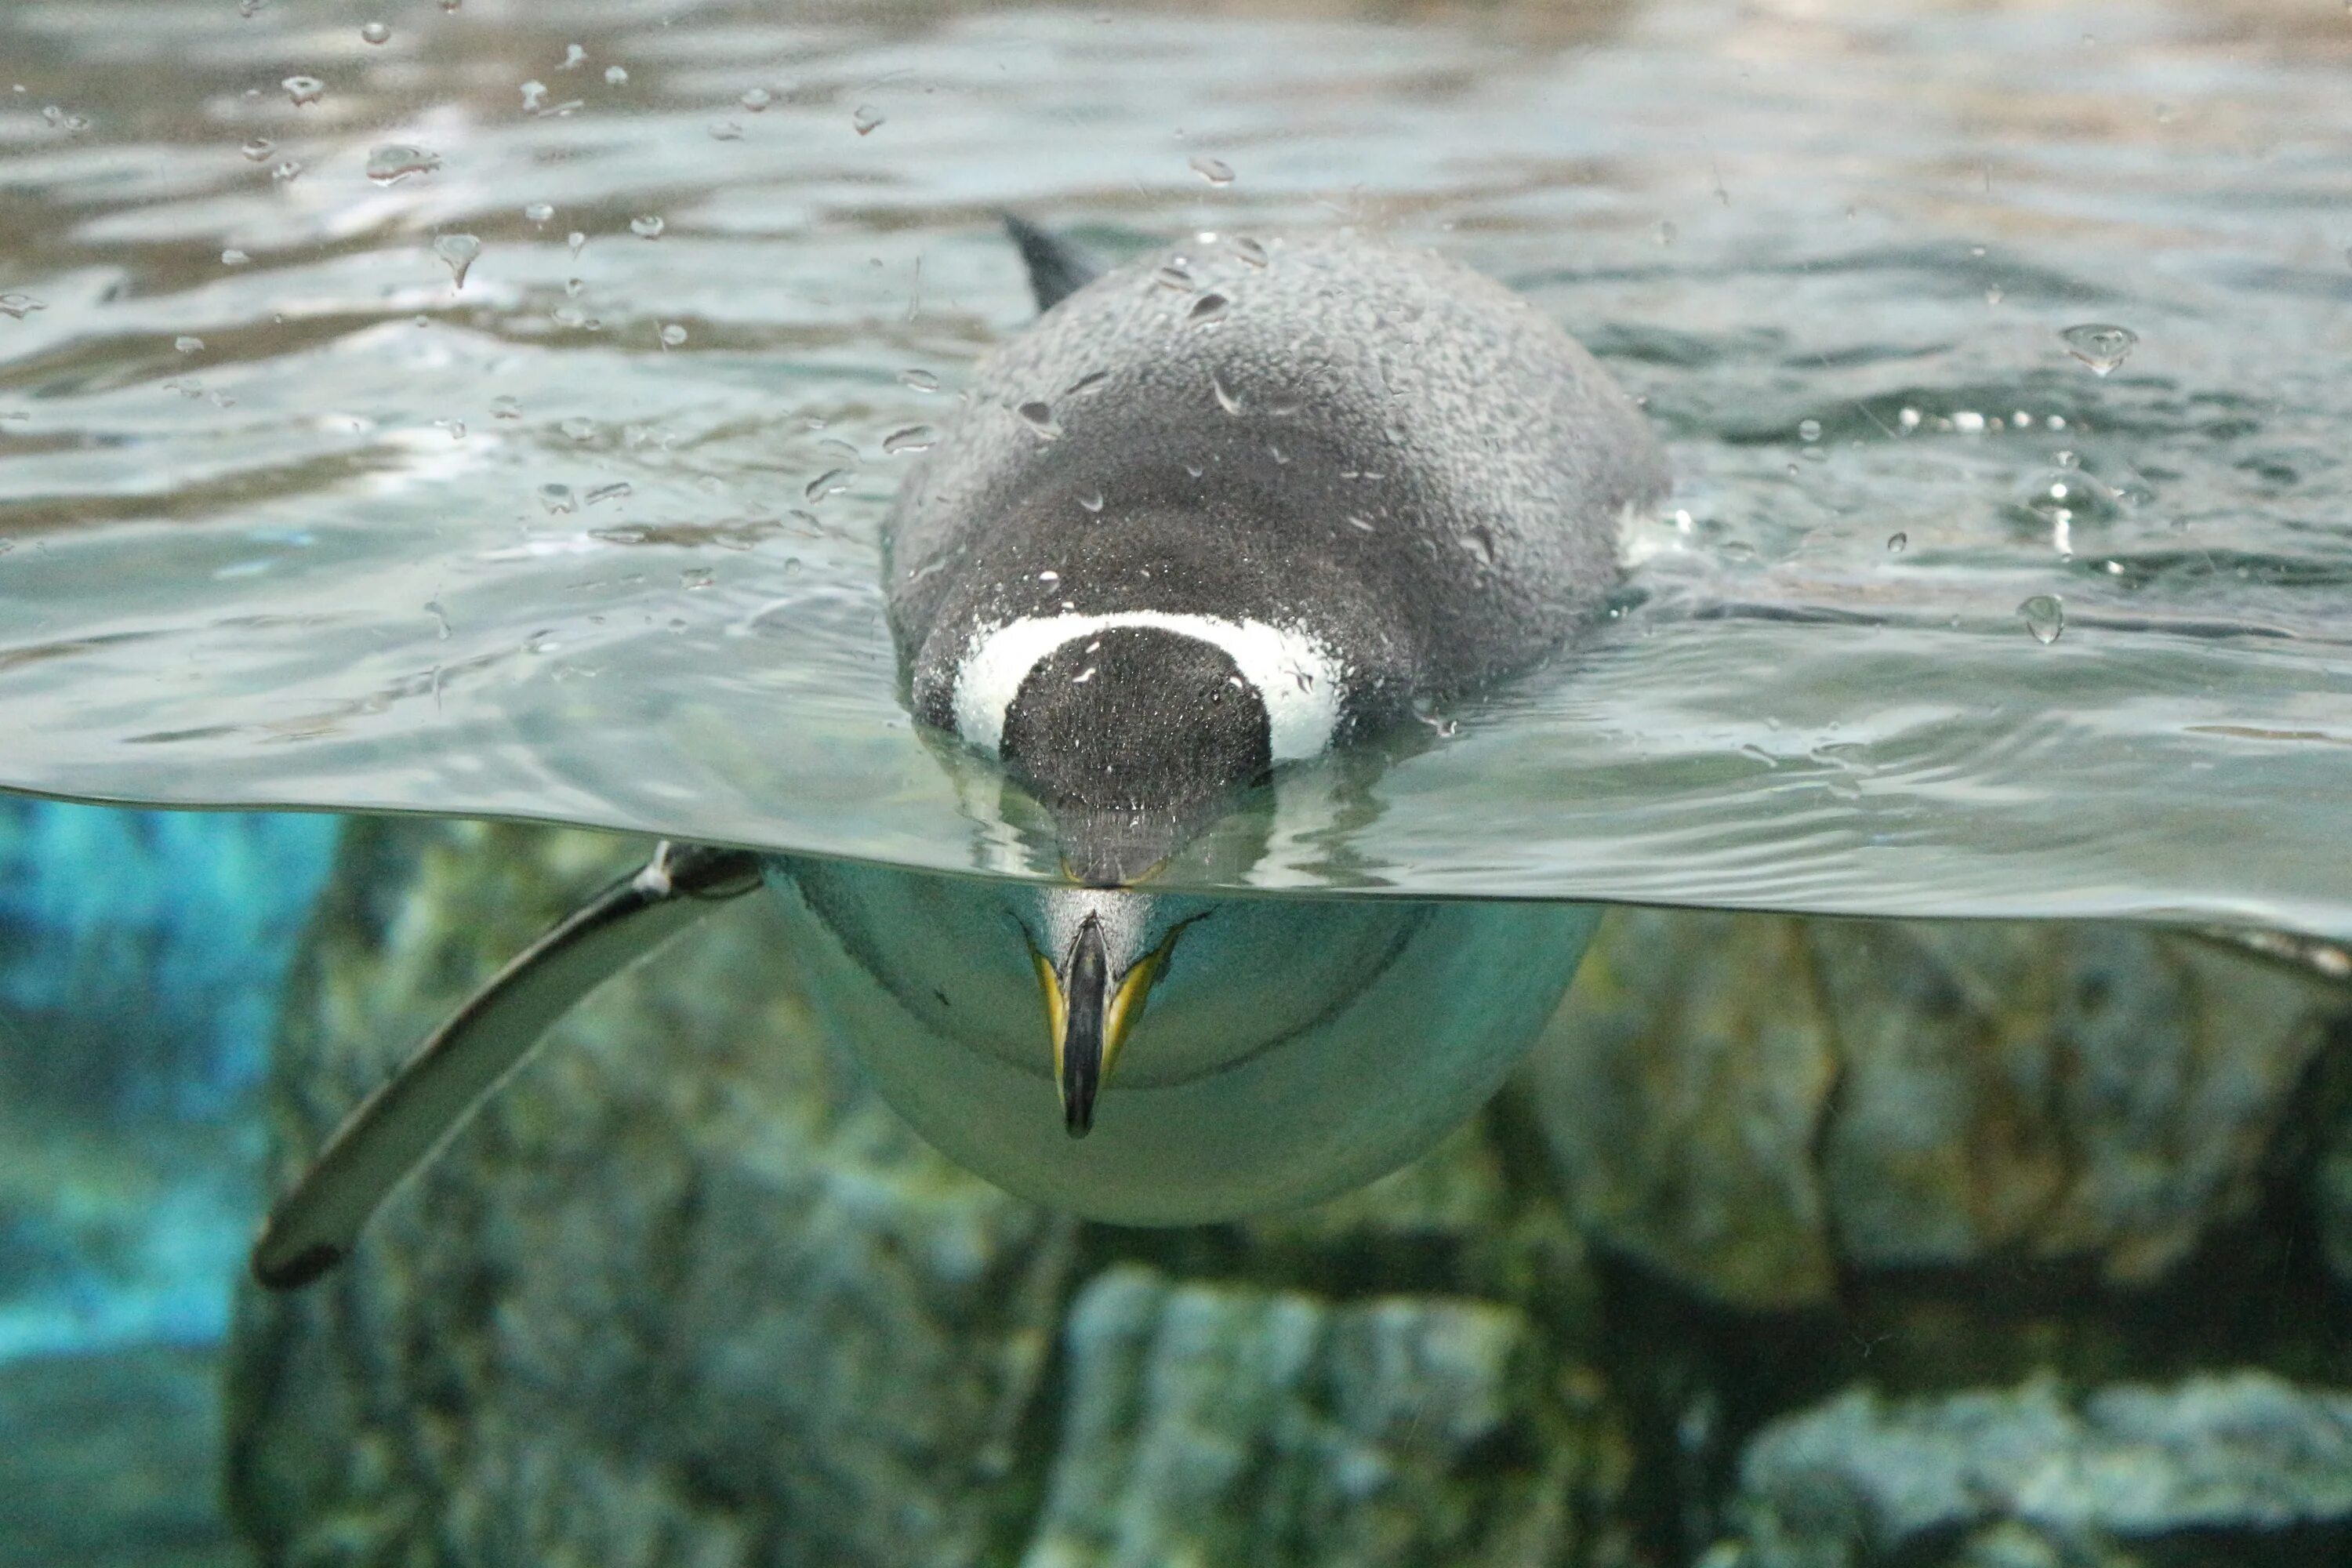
top-left (2, 0), bottom-right (2350, 939)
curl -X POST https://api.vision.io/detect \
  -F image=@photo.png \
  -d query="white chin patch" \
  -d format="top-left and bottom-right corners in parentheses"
top-left (953, 612), bottom-right (1341, 764)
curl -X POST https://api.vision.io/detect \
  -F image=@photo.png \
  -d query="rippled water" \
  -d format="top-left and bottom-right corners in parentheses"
top-left (2, 0), bottom-right (2348, 935)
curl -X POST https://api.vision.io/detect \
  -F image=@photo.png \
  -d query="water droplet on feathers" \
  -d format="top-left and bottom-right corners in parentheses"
top-left (2020, 594), bottom-right (2065, 644)
top-left (2060, 323), bottom-right (2136, 375)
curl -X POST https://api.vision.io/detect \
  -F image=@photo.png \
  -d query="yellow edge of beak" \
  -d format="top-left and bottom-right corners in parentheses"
top-left (1034, 914), bottom-right (1201, 1109)
top-left (1033, 947), bottom-right (1069, 1084)
top-left (1101, 923), bottom-right (1191, 1083)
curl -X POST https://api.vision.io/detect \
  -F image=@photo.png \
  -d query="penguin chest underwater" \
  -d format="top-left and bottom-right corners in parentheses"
top-left (249, 227), bottom-right (1667, 1288)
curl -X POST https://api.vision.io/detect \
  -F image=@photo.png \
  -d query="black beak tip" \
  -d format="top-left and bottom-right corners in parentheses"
top-left (1062, 1083), bottom-right (1096, 1138)
top-left (253, 1239), bottom-right (344, 1292)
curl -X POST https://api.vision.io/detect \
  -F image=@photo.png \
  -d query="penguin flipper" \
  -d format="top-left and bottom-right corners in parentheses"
top-left (249, 840), bottom-right (762, 1290)
top-left (1002, 214), bottom-right (1105, 312)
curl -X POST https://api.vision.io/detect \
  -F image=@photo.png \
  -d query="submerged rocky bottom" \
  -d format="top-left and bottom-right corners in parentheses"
top-left (200, 819), bottom-right (2352, 1568)
top-left (6, 811), bottom-right (2349, 1566)
top-left (0, 1344), bottom-right (249, 1568)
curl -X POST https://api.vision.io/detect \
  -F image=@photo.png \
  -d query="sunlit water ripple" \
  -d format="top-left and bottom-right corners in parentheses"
top-left (1, 0), bottom-right (2347, 935)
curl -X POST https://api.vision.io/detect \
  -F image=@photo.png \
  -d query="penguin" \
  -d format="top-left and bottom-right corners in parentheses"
top-left (249, 222), bottom-right (1666, 1288)
top-left (888, 220), bottom-right (1670, 886)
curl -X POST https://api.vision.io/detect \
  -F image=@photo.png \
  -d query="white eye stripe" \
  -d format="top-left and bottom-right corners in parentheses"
top-left (953, 611), bottom-right (1341, 763)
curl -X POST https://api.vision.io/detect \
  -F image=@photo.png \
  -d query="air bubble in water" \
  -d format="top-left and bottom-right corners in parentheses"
top-left (1079, 491), bottom-right (1105, 513)
top-left (221, 249), bottom-right (250, 266)
top-left (1155, 262), bottom-right (1195, 291)
top-left (630, 215), bottom-right (665, 239)
top-left (2059, 323), bottom-right (2136, 375)
top-left (1189, 154), bottom-right (1234, 185)
top-left (281, 76), bottom-right (324, 107)
top-left (681, 567), bottom-right (714, 589)
top-left (524, 202), bottom-right (554, 223)
top-left (2019, 593), bottom-right (2064, 644)
top-left (804, 468), bottom-right (851, 501)
top-left (707, 121), bottom-right (742, 140)
top-left (175, 336), bottom-right (203, 354)
top-left (359, 20), bottom-right (390, 44)
top-left (1189, 292), bottom-right (1229, 325)
top-left (585, 481), bottom-right (632, 506)
top-left (432, 233), bottom-right (481, 287)
top-left (851, 104), bottom-right (884, 135)
top-left (740, 87), bottom-right (772, 112)
top-left (566, 231), bottom-right (586, 258)
top-left (898, 368), bottom-right (940, 392)
top-left (604, 65), bottom-right (627, 85)
top-left (521, 81), bottom-right (548, 113)
top-left (241, 137), bottom-right (275, 162)
top-left (538, 483), bottom-right (576, 514)
top-left (560, 416), bottom-right (596, 442)
top-left (1886, 532), bottom-right (1907, 554)
top-left (1015, 401), bottom-right (1062, 439)
top-left (1229, 236), bottom-right (1268, 267)
top-left (1797, 418), bottom-right (1822, 442)
top-left (490, 395), bottom-right (521, 419)
top-left (560, 44), bottom-right (586, 71)
top-left (366, 144), bottom-right (441, 184)
top-left (1210, 373), bottom-right (1242, 416)
top-left (659, 323), bottom-right (688, 348)
top-left (270, 160), bottom-right (303, 183)
top-left (882, 425), bottom-right (937, 454)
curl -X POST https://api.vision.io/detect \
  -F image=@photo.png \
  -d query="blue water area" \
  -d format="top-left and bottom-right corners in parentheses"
top-left (0, 799), bottom-right (341, 1363)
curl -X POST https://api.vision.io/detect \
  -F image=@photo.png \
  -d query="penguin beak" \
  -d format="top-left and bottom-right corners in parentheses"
top-left (1029, 907), bottom-right (1190, 1137)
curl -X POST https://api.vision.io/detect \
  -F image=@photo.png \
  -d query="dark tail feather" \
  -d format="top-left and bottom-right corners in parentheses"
top-left (1002, 214), bottom-right (1105, 313)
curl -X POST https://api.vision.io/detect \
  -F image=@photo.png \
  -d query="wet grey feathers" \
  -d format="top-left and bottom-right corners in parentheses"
top-left (884, 229), bottom-right (1671, 751)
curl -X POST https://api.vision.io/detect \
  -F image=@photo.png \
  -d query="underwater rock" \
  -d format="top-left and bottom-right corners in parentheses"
top-left (1531, 911), bottom-right (2336, 1308)
top-left (1020, 1264), bottom-right (1593, 1568)
top-left (226, 819), bottom-right (1628, 1567)
top-left (1721, 1370), bottom-right (2352, 1567)
top-left (2307, 1038), bottom-right (2352, 1292)
top-left (230, 819), bottom-right (1072, 1568)
top-left (0, 1344), bottom-right (249, 1568)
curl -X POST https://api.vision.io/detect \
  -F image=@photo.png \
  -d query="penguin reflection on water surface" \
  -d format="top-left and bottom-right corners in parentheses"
top-left (249, 222), bottom-right (1668, 1289)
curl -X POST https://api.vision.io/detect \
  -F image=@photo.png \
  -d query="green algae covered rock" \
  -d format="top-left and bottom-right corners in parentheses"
top-left (1723, 1370), bottom-right (2352, 1568)
top-left (223, 816), bottom-right (2350, 1568)
top-left (226, 818), bottom-right (1628, 1568)
top-left (229, 819), bottom-right (1071, 1567)
top-left (1530, 910), bottom-right (2334, 1308)
top-left (1020, 1265), bottom-right (1589, 1568)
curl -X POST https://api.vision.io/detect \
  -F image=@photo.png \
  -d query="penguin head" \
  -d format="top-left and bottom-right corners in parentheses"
top-left (944, 608), bottom-right (1344, 885)
top-left (997, 624), bottom-right (1274, 885)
